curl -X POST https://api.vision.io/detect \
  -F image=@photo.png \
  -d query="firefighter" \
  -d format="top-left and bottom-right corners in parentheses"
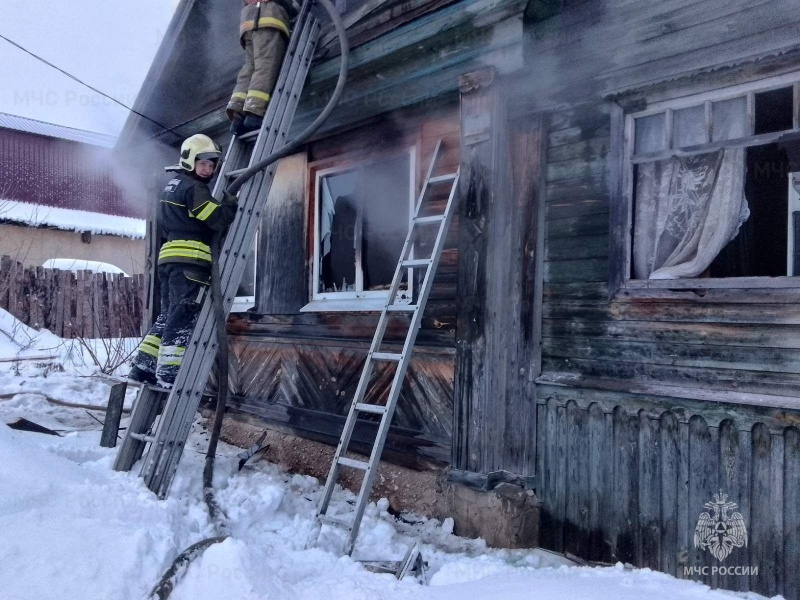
top-left (129, 134), bottom-right (238, 388)
top-left (227, 0), bottom-right (298, 136)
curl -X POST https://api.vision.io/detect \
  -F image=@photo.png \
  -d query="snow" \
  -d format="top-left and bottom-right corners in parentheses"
top-left (0, 199), bottom-right (146, 238)
top-left (0, 312), bottom-right (778, 600)
top-left (42, 258), bottom-right (130, 276)
top-left (0, 308), bottom-right (138, 378)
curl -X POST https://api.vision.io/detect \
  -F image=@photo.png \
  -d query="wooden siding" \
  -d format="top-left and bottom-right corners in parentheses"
top-left (524, 0), bottom-right (800, 107)
top-left (296, 0), bottom-right (526, 136)
top-left (536, 385), bottom-right (800, 598)
top-left (541, 101), bottom-right (800, 401)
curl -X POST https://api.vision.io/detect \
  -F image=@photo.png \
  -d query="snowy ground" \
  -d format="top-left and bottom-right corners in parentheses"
top-left (0, 310), bottom-right (778, 600)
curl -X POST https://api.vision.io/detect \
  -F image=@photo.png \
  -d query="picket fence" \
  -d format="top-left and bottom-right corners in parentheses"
top-left (0, 255), bottom-right (145, 338)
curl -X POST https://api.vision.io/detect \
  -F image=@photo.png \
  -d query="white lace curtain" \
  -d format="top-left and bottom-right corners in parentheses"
top-left (633, 148), bottom-right (750, 280)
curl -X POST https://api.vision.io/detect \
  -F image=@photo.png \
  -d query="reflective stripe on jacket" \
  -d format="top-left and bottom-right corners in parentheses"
top-left (157, 171), bottom-right (237, 267)
top-left (240, 1), bottom-right (292, 41)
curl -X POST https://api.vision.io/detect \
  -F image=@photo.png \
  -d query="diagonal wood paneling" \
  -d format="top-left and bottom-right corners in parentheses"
top-left (228, 337), bottom-right (454, 460)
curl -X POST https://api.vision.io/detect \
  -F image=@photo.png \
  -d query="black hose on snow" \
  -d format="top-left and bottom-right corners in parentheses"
top-left (203, 232), bottom-right (233, 537)
top-left (149, 1), bottom-right (349, 597)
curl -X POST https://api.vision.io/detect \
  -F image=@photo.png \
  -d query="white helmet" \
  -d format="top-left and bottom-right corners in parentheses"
top-left (179, 134), bottom-right (222, 172)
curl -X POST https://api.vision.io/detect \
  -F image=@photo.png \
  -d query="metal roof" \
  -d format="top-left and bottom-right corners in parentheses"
top-left (0, 112), bottom-right (116, 148)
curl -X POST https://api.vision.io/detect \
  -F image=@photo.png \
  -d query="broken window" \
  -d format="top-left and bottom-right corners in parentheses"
top-left (313, 150), bottom-right (414, 300)
top-left (627, 78), bottom-right (800, 280)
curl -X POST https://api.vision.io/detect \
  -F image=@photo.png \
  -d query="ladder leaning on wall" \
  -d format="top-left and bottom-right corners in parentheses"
top-left (306, 140), bottom-right (460, 567)
top-left (112, 0), bottom-right (321, 499)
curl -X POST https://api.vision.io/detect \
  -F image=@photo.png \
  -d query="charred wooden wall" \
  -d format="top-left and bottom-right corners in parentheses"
top-left (528, 0), bottom-right (800, 597)
top-left (226, 102), bottom-right (461, 468)
top-left (451, 71), bottom-right (545, 483)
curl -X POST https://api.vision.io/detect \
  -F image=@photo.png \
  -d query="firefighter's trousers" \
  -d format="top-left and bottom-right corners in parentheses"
top-left (227, 28), bottom-right (288, 118)
top-left (131, 263), bottom-right (209, 387)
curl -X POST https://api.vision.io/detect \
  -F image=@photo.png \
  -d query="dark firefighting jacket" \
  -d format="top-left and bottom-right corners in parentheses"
top-left (157, 172), bottom-right (238, 267)
top-left (240, 1), bottom-right (296, 42)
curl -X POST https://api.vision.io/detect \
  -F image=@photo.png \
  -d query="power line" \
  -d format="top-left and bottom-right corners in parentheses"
top-left (0, 31), bottom-right (183, 142)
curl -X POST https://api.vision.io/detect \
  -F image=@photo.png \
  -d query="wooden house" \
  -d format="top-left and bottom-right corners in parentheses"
top-left (122, 0), bottom-right (800, 597)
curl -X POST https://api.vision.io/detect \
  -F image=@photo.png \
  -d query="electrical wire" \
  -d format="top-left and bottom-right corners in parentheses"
top-left (0, 31), bottom-right (184, 142)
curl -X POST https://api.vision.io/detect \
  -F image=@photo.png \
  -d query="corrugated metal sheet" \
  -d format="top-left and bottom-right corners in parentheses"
top-left (0, 127), bottom-right (144, 219)
top-left (0, 113), bottom-right (115, 148)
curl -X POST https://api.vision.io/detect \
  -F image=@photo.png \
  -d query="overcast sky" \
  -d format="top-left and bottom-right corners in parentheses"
top-left (0, 0), bottom-right (178, 137)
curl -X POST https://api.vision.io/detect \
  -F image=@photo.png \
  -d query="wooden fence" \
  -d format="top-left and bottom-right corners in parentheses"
top-left (0, 256), bottom-right (145, 338)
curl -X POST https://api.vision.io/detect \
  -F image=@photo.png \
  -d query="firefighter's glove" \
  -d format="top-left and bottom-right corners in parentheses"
top-left (223, 191), bottom-right (239, 205)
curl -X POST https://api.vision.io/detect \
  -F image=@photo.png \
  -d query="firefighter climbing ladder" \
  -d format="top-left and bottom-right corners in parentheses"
top-left (308, 140), bottom-right (460, 558)
top-left (113, 0), bottom-right (320, 498)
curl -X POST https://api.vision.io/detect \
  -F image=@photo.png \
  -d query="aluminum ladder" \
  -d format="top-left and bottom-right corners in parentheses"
top-left (308, 140), bottom-right (459, 557)
top-left (113, 0), bottom-right (320, 498)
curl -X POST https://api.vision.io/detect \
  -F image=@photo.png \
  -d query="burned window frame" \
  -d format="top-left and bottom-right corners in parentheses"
top-left (307, 146), bottom-right (417, 307)
top-left (610, 71), bottom-right (800, 297)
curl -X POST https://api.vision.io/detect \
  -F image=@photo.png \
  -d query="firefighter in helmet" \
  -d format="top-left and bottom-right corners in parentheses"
top-left (129, 134), bottom-right (238, 388)
top-left (227, 0), bottom-right (298, 136)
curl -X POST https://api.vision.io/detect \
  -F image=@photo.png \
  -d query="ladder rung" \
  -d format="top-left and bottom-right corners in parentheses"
top-left (401, 259), bottom-right (432, 269)
top-left (338, 456), bottom-right (370, 470)
top-left (238, 130), bottom-right (260, 142)
top-left (320, 514), bottom-right (352, 530)
top-left (386, 304), bottom-right (416, 313)
top-left (225, 167), bottom-right (248, 178)
top-left (146, 384), bottom-right (171, 395)
top-left (371, 352), bottom-right (403, 362)
top-left (413, 215), bottom-right (445, 225)
top-left (130, 432), bottom-right (156, 444)
top-left (427, 173), bottom-right (458, 184)
top-left (355, 403), bottom-right (388, 415)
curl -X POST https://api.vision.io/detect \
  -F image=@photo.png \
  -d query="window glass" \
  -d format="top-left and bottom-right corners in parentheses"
top-left (712, 97), bottom-right (748, 141)
top-left (754, 87), bottom-right (793, 135)
top-left (634, 113), bottom-right (666, 155)
top-left (673, 105), bottom-right (706, 148)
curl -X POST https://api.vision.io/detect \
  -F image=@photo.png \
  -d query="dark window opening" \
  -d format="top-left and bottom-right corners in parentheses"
top-left (362, 155), bottom-right (409, 290)
top-left (321, 193), bottom-right (357, 292)
top-left (754, 87), bottom-right (794, 135)
top-left (709, 143), bottom-right (788, 277)
top-left (317, 153), bottom-right (411, 295)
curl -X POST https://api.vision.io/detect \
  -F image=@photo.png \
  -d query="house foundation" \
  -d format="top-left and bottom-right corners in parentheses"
top-left (217, 414), bottom-right (540, 549)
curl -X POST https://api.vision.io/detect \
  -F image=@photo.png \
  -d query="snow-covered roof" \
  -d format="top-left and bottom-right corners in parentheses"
top-left (0, 113), bottom-right (115, 148)
top-left (0, 200), bottom-right (145, 239)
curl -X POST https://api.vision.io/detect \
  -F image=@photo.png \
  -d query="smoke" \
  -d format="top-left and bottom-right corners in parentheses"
top-left (75, 137), bottom-right (177, 222)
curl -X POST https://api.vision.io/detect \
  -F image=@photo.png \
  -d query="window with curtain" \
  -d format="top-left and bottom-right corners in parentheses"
top-left (626, 76), bottom-right (800, 281)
